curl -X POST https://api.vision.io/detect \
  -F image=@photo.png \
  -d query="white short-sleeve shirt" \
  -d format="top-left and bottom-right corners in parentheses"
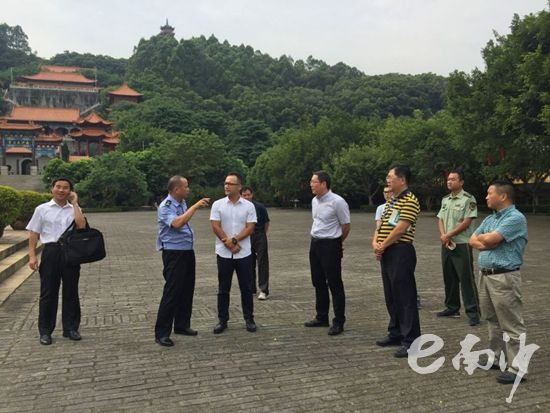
top-left (375, 203), bottom-right (386, 221)
top-left (26, 200), bottom-right (76, 243)
top-left (311, 190), bottom-right (350, 239)
top-left (210, 196), bottom-right (257, 259)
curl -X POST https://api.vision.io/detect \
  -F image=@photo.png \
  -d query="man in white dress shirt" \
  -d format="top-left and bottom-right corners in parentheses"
top-left (210, 172), bottom-right (257, 334)
top-left (27, 178), bottom-right (86, 345)
top-left (305, 171), bottom-right (351, 336)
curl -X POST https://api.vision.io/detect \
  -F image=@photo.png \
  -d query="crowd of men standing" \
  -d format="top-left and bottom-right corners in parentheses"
top-left (26, 165), bottom-right (530, 387)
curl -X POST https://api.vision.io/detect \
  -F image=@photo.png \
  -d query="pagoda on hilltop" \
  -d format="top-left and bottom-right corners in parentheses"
top-left (160, 19), bottom-right (175, 36)
top-left (108, 83), bottom-right (143, 105)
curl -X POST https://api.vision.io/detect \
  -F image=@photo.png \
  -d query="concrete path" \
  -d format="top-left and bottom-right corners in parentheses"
top-left (0, 210), bottom-right (548, 412)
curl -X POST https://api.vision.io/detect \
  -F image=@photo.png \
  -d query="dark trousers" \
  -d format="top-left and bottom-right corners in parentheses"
top-left (155, 250), bottom-right (196, 338)
top-left (38, 244), bottom-right (81, 335)
top-left (251, 231), bottom-right (270, 294)
top-left (380, 243), bottom-right (421, 346)
top-left (217, 254), bottom-right (254, 322)
top-left (309, 237), bottom-right (346, 325)
top-left (442, 243), bottom-right (480, 320)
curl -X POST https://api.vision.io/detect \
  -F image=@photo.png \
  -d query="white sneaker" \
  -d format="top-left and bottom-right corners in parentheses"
top-left (258, 292), bottom-right (268, 300)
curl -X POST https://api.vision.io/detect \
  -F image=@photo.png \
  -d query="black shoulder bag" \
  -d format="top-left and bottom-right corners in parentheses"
top-left (59, 220), bottom-right (106, 265)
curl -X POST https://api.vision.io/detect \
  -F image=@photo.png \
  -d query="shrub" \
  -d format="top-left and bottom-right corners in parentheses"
top-left (0, 186), bottom-right (23, 229)
top-left (10, 191), bottom-right (51, 228)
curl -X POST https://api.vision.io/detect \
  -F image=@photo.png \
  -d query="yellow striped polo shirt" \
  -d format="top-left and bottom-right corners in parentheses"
top-left (376, 190), bottom-right (420, 244)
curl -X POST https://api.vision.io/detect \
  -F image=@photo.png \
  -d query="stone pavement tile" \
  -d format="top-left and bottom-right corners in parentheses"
top-left (0, 210), bottom-right (548, 412)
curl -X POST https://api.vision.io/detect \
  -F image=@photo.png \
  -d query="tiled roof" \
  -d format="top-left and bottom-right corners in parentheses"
top-left (109, 83), bottom-right (143, 97)
top-left (70, 128), bottom-right (120, 141)
top-left (0, 121), bottom-right (42, 131)
top-left (41, 65), bottom-right (95, 73)
top-left (8, 107), bottom-right (81, 123)
top-left (77, 112), bottom-right (112, 126)
top-left (36, 135), bottom-right (63, 142)
top-left (5, 147), bottom-right (32, 154)
top-left (22, 72), bottom-right (95, 84)
top-left (102, 136), bottom-right (120, 145)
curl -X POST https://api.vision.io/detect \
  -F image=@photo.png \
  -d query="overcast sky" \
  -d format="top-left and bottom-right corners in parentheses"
top-left (3, 0), bottom-right (548, 75)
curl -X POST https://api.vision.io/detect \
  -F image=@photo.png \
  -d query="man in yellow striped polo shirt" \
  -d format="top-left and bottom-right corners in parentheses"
top-left (372, 165), bottom-right (421, 358)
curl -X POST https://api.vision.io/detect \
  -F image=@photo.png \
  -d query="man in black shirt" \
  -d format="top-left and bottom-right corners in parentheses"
top-left (242, 187), bottom-right (271, 300)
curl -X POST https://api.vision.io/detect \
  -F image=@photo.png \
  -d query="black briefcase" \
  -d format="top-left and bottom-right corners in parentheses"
top-left (59, 220), bottom-right (106, 266)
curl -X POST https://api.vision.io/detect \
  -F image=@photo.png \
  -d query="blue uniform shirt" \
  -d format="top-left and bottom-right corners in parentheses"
top-left (474, 205), bottom-right (528, 270)
top-left (156, 194), bottom-right (194, 251)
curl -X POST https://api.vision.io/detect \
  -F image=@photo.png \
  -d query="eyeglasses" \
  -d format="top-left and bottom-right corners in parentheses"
top-left (224, 182), bottom-right (240, 186)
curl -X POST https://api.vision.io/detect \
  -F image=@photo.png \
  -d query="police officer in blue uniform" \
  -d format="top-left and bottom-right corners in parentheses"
top-left (154, 175), bottom-right (210, 347)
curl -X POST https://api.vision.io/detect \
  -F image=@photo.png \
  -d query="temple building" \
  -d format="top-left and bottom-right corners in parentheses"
top-left (69, 113), bottom-right (120, 158)
top-left (1, 64), bottom-right (140, 175)
top-left (108, 83), bottom-right (143, 105)
top-left (7, 65), bottom-right (100, 111)
top-left (0, 109), bottom-right (118, 175)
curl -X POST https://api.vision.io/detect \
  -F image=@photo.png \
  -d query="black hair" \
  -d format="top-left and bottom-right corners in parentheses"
top-left (448, 168), bottom-right (465, 181)
top-left (226, 172), bottom-right (243, 184)
top-left (51, 177), bottom-right (74, 191)
top-left (167, 175), bottom-right (186, 192)
top-left (389, 165), bottom-right (411, 184)
top-left (241, 186), bottom-right (253, 193)
top-left (489, 179), bottom-right (515, 203)
top-left (313, 170), bottom-right (331, 190)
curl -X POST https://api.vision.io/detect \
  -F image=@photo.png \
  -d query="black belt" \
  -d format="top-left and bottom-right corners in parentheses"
top-left (44, 242), bottom-right (60, 246)
top-left (311, 236), bottom-right (342, 242)
top-left (480, 267), bottom-right (519, 275)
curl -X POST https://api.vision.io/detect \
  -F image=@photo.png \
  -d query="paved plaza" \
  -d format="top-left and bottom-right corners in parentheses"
top-left (0, 209), bottom-right (549, 412)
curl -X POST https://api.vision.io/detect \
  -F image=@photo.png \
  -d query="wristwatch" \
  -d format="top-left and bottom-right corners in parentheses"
top-left (231, 237), bottom-right (238, 245)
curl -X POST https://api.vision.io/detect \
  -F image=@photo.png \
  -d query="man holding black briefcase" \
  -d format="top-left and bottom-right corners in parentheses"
top-left (27, 178), bottom-right (87, 346)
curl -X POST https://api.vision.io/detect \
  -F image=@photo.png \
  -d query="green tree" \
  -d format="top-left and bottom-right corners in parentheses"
top-left (41, 158), bottom-right (95, 190)
top-left (330, 144), bottom-right (385, 207)
top-left (78, 152), bottom-right (149, 207)
top-left (448, 9), bottom-right (550, 211)
top-left (249, 116), bottom-right (369, 203)
top-left (0, 23), bottom-right (36, 70)
top-left (226, 119), bottom-right (272, 167)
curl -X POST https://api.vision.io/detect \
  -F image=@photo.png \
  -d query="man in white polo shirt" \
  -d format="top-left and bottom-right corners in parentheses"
top-left (305, 170), bottom-right (351, 336)
top-left (210, 172), bottom-right (257, 334)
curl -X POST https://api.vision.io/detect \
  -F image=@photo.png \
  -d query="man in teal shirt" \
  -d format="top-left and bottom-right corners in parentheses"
top-left (470, 180), bottom-right (528, 385)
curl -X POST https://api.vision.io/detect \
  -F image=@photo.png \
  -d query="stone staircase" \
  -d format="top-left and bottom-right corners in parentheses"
top-left (0, 228), bottom-right (42, 305)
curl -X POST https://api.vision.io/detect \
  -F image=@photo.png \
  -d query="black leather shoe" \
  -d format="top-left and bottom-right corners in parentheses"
top-left (213, 322), bottom-right (227, 334)
top-left (155, 337), bottom-right (174, 347)
top-left (497, 371), bottom-right (526, 384)
top-left (328, 324), bottom-right (344, 336)
top-left (437, 309), bottom-right (460, 318)
top-left (468, 318), bottom-right (480, 326)
top-left (39, 334), bottom-right (52, 345)
top-left (375, 336), bottom-right (401, 347)
top-left (394, 346), bottom-right (410, 358)
top-left (63, 330), bottom-right (82, 341)
top-left (479, 355), bottom-right (503, 370)
top-left (174, 327), bottom-right (198, 336)
top-left (304, 318), bottom-right (329, 327)
top-left (245, 319), bottom-right (257, 332)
